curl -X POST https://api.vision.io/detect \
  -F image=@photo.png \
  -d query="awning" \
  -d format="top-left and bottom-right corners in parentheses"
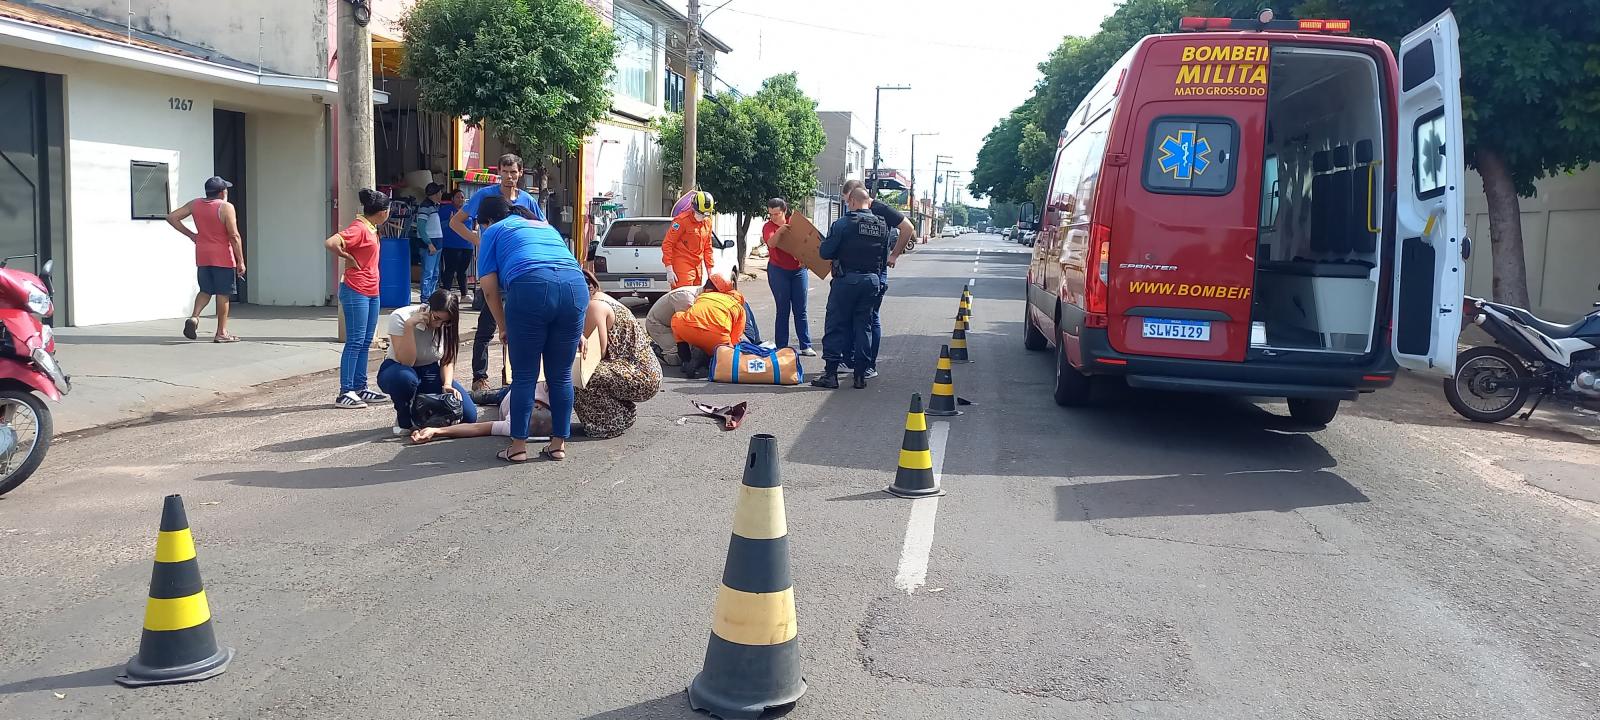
top-left (372, 32), bottom-right (406, 79)
top-left (0, 3), bottom-right (388, 105)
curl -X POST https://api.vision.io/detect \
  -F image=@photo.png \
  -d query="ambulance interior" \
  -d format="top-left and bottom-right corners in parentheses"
top-left (1252, 46), bottom-right (1384, 355)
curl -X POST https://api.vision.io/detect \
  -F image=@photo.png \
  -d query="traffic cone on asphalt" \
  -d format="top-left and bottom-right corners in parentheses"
top-left (116, 494), bottom-right (233, 687)
top-left (957, 283), bottom-right (974, 320)
top-left (926, 346), bottom-right (963, 417)
top-left (949, 315), bottom-right (971, 363)
top-left (688, 434), bottom-right (806, 719)
top-left (886, 394), bottom-right (943, 498)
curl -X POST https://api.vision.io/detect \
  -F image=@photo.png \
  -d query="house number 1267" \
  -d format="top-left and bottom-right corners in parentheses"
top-left (169, 97), bottom-right (194, 111)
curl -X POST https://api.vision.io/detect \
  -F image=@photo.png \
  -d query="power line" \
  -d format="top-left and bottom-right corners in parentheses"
top-left (719, 8), bottom-right (1039, 56)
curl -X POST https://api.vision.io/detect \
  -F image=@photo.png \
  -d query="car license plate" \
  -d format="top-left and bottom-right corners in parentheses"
top-left (622, 278), bottom-right (652, 289)
top-left (1142, 318), bottom-right (1210, 341)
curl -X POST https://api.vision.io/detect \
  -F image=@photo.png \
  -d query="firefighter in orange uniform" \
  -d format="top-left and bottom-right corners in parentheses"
top-left (670, 273), bottom-right (746, 378)
top-left (661, 191), bottom-right (717, 289)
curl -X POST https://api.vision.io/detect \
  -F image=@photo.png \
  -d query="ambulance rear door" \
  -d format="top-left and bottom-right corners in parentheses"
top-left (1391, 10), bottom-right (1466, 377)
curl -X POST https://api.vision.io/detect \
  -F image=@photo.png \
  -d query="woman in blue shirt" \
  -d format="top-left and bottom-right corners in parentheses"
top-left (476, 195), bottom-right (586, 463)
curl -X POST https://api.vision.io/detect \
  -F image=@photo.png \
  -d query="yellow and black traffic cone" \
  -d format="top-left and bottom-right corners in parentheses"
top-left (886, 394), bottom-right (943, 498)
top-left (958, 283), bottom-right (974, 320)
top-left (949, 315), bottom-right (971, 363)
top-left (926, 345), bottom-right (963, 417)
top-left (116, 494), bottom-right (233, 687)
top-left (688, 434), bottom-right (806, 719)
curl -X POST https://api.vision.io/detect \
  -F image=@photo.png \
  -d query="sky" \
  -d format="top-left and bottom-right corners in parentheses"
top-left (691, 0), bottom-right (1121, 207)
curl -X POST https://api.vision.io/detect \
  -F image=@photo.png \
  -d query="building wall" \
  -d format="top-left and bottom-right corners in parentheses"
top-left (1463, 168), bottom-right (1600, 320)
top-left (590, 119), bottom-right (663, 218)
top-left (0, 46), bottom-right (329, 325)
top-left (815, 111), bottom-right (868, 198)
top-left (50, 0), bottom-right (329, 77)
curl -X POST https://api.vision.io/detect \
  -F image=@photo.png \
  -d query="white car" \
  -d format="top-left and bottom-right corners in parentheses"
top-left (590, 217), bottom-right (741, 304)
top-left (940, 226), bottom-right (959, 238)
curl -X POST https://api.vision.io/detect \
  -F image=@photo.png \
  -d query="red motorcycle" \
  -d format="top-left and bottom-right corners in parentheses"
top-left (0, 259), bottom-right (68, 496)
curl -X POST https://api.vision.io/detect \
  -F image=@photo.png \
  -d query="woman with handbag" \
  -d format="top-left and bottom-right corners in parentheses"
top-left (573, 270), bottom-right (662, 439)
top-left (376, 289), bottom-right (478, 435)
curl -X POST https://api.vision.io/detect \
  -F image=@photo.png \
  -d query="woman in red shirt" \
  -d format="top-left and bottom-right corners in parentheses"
top-left (762, 198), bottom-right (815, 355)
top-left (325, 188), bottom-right (391, 409)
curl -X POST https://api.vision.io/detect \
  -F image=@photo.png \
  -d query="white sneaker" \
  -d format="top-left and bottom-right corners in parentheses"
top-left (334, 391), bottom-right (368, 409)
top-left (759, 341), bottom-right (777, 350)
top-left (392, 426), bottom-right (409, 436)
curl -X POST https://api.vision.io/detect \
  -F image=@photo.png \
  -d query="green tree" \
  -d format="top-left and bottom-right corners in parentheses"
top-left (972, 0), bottom-right (1187, 206)
top-left (660, 73), bottom-right (826, 262)
top-left (943, 203), bottom-right (970, 227)
top-left (400, 0), bottom-right (616, 181)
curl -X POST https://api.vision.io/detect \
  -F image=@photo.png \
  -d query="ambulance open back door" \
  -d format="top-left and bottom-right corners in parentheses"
top-left (1391, 10), bottom-right (1467, 377)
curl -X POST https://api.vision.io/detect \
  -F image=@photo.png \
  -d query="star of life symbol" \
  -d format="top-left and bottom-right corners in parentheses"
top-left (745, 358), bottom-right (768, 373)
top-left (1158, 129), bottom-right (1212, 180)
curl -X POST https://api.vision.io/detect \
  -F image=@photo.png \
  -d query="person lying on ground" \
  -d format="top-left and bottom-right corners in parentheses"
top-left (411, 384), bottom-right (553, 444)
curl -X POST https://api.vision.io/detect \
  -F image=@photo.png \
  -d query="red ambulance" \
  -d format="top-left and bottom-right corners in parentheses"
top-left (1023, 10), bottom-right (1468, 425)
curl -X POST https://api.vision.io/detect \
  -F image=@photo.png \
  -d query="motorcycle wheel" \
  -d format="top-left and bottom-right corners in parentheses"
top-left (0, 389), bottom-right (51, 496)
top-left (1443, 346), bottom-right (1532, 423)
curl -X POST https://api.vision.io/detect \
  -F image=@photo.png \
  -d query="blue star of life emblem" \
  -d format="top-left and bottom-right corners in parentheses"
top-left (1158, 129), bottom-right (1212, 181)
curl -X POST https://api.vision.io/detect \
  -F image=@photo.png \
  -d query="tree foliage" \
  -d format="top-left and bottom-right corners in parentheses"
top-left (660, 73), bottom-right (826, 249)
top-left (400, 0), bottom-right (616, 161)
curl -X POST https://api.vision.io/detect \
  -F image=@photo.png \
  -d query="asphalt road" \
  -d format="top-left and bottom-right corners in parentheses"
top-left (2, 233), bottom-right (1597, 719)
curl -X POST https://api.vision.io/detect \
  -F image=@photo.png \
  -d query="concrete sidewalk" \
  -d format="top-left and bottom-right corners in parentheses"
top-left (52, 305), bottom-right (356, 434)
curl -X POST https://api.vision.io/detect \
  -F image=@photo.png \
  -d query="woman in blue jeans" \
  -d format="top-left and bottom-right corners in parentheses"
top-left (760, 198), bottom-right (815, 355)
top-left (475, 196), bottom-right (586, 463)
top-left (376, 289), bottom-right (478, 434)
top-left (325, 188), bottom-right (391, 409)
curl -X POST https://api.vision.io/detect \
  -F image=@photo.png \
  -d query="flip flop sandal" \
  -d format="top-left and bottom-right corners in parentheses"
top-left (496, 448), bottom-right (529, 463)
top-left (183, 318), bottom-right (198, 340)
top-left (538, 446), bottom-right (566, 462)
top-left (213, 334), bottom-right (241, 343)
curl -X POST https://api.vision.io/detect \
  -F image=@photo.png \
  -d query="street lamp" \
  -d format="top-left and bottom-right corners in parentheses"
top-left (870, 84), bottom-right (911, 192)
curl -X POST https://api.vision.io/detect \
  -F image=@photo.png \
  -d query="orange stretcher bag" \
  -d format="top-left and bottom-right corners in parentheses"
top-left (708, 342), bottom-right (804, 385)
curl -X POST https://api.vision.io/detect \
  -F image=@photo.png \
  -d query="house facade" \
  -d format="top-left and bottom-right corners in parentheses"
top-left (0, 0), bottom-right (366, 326)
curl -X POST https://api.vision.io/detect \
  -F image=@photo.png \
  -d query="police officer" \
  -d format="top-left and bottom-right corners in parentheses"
top-left (812, 188), bottom-right (889, 389)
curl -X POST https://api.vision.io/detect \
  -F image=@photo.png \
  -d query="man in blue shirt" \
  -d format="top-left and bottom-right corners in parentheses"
top-left (812, 188), bottom-right (889, 389)
top-left (450, 153), bottom-right (545, 391)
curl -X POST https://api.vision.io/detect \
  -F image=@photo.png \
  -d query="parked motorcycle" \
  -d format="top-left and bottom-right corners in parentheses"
top-left (1444, 290), bottom-right (1600, 423)
top-left (0, 258), bottom-right (69, 496)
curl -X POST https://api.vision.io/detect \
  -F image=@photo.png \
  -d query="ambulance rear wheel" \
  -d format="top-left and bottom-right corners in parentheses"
top-left (1023, 302), bottom-right (1047, 351)
top-left (1287, 397), bottom-right (1340, 426)
top-left (1053, 338), bottom-right (1092, 407)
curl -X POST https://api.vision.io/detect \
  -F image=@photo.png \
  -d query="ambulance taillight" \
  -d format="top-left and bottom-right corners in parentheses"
top-left (1085, 223), bottom-right (1112, 326)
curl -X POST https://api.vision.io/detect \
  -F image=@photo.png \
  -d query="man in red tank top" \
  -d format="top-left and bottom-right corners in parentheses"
top-left (165, 176), bottom-right (246, 342)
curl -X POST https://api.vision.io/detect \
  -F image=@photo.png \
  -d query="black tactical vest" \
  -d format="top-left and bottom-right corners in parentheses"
top-left (837, 210), bottom-right (889, 274)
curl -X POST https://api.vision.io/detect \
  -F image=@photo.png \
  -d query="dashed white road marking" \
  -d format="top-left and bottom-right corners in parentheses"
top-left (893, 420), bottom-right (950, 594)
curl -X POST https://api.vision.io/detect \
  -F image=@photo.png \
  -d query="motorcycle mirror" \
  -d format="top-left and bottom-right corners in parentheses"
top-left (42, 259), bottom-right (52, 277)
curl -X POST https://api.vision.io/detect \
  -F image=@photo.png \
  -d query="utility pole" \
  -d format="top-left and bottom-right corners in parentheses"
top-left (945, 170), bottom-right (961, 204)
top-left (909, 132), bottom-right (936, 235)
top-left (335, 0), bottom-right (374, 342)
top-left (931, 155), bottom-right (952, 231)
top-left (870, 84), bottom-right (910, 192)
top-left (681, 0), bottom-right (701, 193)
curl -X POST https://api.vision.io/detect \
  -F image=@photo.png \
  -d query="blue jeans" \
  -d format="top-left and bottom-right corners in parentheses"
top-left (420, 246), bottom-right (441, 300)
top-left (742, 301), bottom-right (762, 345)
top-left (869, 271), bottom-right (888, 369)
top-left (822, 272), bottom-right (882, 375)
top-left (767, 265), bottom-right (812, 350)
top-left (504, 267), bottom-right (588, 440)
top-left (376, 359), bottom-right (478, 429)
top-left (338, 283), bottom-right (380, 394)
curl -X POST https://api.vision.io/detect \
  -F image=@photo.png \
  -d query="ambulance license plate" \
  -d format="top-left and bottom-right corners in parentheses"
top-left (1142, 318), bottom-right (1210, 341)
top-left (622, 278), bottom-right (652, 289)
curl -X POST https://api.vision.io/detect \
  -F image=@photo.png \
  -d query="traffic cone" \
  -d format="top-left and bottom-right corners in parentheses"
top-left (926, 345), bottom-right (963, 417)
top-left (886, 394), bottom-right (943, 498)
top-left (957, 283), bottom-right (974, 320)
top-left (116, 494), bottom-right (233, 687)
top-left (949, 315), bottom-right (971, 363)
top-left (688, 434), bottom-right (806, 719)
